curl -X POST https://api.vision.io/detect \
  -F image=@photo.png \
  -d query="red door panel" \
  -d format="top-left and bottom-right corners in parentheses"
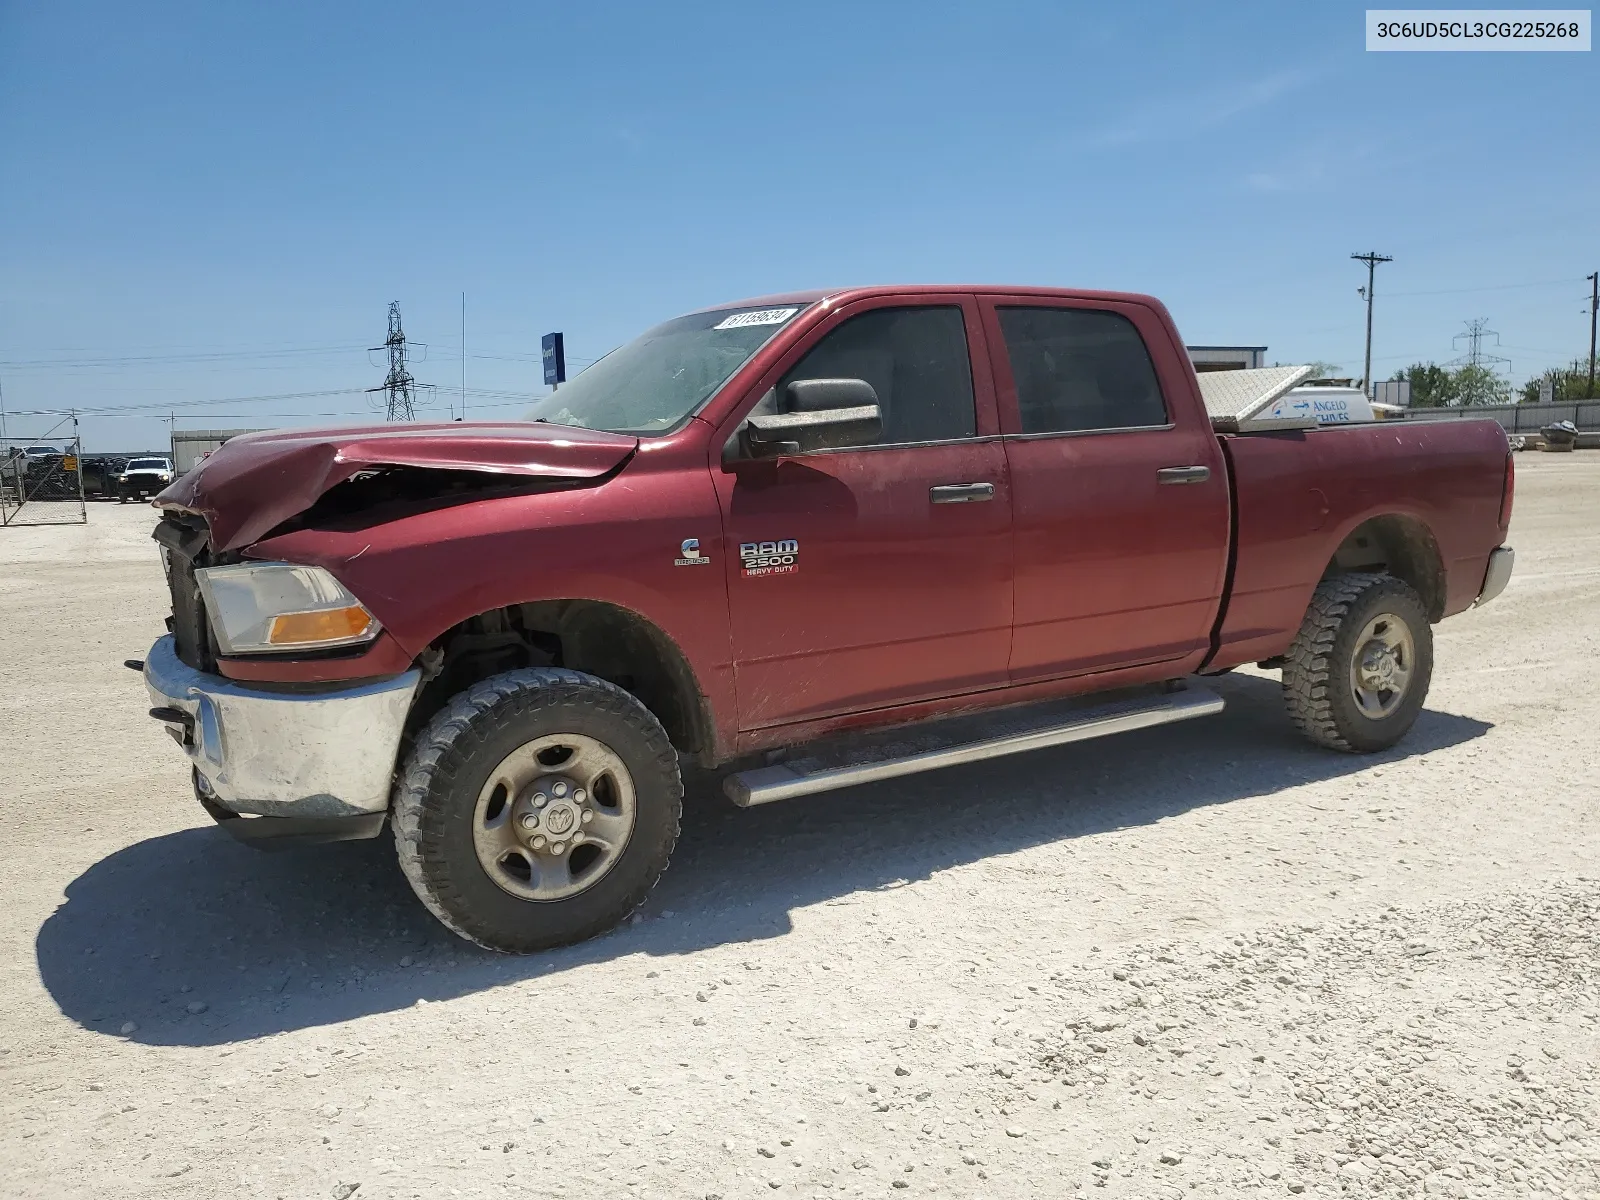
top-left (979, 296), bottom-right (1230, 682)
top-left (710, 294), bottom-right (1013, 730)
top-left (1004, 431), bottom-right (1229, 677)
top-left (716, 440), bottom-right (1012, 727)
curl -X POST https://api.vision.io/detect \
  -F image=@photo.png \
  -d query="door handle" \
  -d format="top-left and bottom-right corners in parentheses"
top-left (929, 482), bottom-right (996, 504)
top-left (1157, 466), bottom-right (1211, 485)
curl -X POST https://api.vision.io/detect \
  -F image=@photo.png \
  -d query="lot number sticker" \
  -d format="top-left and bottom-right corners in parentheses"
top-left (714, 307), bottom-right (799, 330)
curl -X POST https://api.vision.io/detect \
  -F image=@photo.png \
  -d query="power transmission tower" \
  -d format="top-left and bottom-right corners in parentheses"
top-left (368, 301), bottom-right (418, 422)
top-left (1446, 318), bottom-right (1512, 405)
top-left (1351, 251), bottom-right (1392, 396)
top-left (1447, 318), bottom-right (1512, 372)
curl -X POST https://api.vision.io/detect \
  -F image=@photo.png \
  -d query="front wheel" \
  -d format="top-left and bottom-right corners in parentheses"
top-left (1282, 573), bottom-right (1433, 753)
top-left (392, 668), bottom-right (682, 953)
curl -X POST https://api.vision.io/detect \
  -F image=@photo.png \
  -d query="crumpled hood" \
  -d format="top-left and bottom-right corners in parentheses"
top-left (157, 421), bottom-right (638, 552)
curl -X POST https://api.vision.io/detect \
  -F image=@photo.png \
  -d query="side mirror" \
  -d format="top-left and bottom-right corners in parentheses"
top-left (784, 377), bottom-right (878, 412)
top-left (741, 404), bottom-right (882, 457)
top-left (733, 377), bottom-right (882, 459)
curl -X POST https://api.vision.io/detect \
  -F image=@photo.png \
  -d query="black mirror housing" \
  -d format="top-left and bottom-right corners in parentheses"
top-left (741, 404), bottom-right (882, 458)
top-left (784, 377), bottom-right (879, 412)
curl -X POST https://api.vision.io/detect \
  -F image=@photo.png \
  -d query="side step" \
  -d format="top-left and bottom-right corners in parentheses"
top-left (724, 685), bottom-right (1224, 807)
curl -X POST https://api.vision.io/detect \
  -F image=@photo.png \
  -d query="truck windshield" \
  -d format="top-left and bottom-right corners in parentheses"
top-left (128, 459), bottom-right (169, 471)
top-left (523, 304), bottom-right (809, 434)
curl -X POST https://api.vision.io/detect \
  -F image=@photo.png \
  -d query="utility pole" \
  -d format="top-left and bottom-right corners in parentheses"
top-left (1352, 251), bottom-right (1393, 397)
top-left (368, 301), bottom-right (417, 422)
top-left (1586, 271), bottom-right (1597, 399)
top-left (461, 292), bottom-right (467, 420)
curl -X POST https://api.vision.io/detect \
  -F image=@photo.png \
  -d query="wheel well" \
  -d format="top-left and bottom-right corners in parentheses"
top-left (408, 601), bottom-right (713, 758)
top-left (1324, 515), bottom-right (1445, 621)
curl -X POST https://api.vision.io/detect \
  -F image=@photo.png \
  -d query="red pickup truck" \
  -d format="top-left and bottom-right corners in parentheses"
top-left (141, 286), bottom-right (1515, 953)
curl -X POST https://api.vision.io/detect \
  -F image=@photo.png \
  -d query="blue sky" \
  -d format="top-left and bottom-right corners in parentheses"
top-left (1, 1), bottom-right (1595, 450)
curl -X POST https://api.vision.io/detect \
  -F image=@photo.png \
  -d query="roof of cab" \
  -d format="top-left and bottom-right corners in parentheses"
top-left (694, 284), bottom-right (1166, 314)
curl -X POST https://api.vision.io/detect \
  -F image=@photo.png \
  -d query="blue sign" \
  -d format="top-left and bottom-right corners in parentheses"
top-left (541, 332), bottom-right (566, 387)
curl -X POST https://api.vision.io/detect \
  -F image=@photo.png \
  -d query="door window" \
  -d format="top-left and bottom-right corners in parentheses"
top-left (775, 306), bottom-right (976, 445)
top-left (996, 307), bottom-right (1168, 434)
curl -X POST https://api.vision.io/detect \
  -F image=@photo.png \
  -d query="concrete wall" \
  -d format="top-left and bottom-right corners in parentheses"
top-left (1397, 400), bottom-right (1600, 433)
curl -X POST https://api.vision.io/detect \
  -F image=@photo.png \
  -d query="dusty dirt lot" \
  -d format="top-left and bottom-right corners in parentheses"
top-left (1, 453), bottom-right (1597, 1200)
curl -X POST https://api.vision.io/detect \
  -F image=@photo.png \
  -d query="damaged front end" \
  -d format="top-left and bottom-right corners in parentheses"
top-left (141, 421), bottom-right (640, 843)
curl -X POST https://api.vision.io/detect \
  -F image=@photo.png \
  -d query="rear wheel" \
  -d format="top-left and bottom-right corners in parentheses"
top-left (1282, 573), bottom-right (1433, 753)
top-left (392, 668), bottom-right (681, 953)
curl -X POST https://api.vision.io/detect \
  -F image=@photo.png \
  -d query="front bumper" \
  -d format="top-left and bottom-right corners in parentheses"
top-left (120, 475), bottom-right (170, 494)
top-left (1475, 546), bottom-right (1515, 607)
top-left (143, 634), bottom-right (420, 818)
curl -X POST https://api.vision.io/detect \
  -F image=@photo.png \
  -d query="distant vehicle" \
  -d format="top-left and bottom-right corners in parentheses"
top-left (24, 445), bottom-right (60, 460)
top-left (117, 457), bottom-right (174, 503)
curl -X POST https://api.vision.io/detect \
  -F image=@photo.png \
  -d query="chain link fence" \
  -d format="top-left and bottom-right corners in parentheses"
top-left (1, 418), bottom-right (87, 528)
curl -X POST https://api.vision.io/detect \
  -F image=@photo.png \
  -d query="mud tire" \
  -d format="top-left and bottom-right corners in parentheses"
top-left (1282, 573), bottom-right (1433, 753)
top-left (392, 668), bottom-right (682, 953)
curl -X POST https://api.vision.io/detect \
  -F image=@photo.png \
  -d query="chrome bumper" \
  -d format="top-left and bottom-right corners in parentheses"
top-left (143, 634), bottom-right (420, 818)
top-left (1475, 546), bottom-right (1515, 607)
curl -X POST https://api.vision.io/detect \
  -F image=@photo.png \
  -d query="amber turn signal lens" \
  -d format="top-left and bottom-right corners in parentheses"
top-left (267, 605), bottom-right (374, 646)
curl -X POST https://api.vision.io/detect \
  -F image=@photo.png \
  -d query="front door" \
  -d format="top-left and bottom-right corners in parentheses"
top-left (978, 297), bottom-right (1232, 681)
top-left (713, 297), bottom-right (1013, 729)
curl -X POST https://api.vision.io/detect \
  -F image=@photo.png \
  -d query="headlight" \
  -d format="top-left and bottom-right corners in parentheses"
top-left (194, 562), bottom-right (380, 654)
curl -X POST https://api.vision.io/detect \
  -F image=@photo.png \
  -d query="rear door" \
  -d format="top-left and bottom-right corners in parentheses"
top-left (712, 296), bottom-right (1013, 729)
top-left (979, 296), bottom-right (1230, 681)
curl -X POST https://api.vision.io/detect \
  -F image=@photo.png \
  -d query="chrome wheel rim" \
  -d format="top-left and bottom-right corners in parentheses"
top-left (472, 733), bottom-right (636, 902)
top-left (1349, 613), bottom-right (1415, 720)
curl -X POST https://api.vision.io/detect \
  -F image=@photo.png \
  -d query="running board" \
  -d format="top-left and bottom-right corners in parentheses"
top-left (724, 686), bottom-right (1224, 807)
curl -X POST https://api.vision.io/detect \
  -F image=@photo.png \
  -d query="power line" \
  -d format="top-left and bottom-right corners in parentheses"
top-left (2, 388), bottom-right (369, 417)
top-left (0, 345), bottom-right (368, 369)
top-left (1382, 276), bottom-right (1584, 299)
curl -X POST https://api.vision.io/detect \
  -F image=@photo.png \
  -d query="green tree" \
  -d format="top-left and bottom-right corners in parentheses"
top-left (1519, 358), bottom-right (1597, 404)
top-left (1272, 360), bottom-right (1348, 379)
top-left (1450, 364), bottom-right (1512, 406)
top-left (1393, 362), bottom-right (1512, 407)
top-left (1392, 363), bottom-right (1453, 407)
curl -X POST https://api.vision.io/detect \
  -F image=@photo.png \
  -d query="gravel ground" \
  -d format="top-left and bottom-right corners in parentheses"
top-left (1, 452), bottom-right (1597, 1200)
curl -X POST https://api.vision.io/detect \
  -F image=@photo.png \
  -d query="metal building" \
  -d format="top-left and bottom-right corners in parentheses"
top-left (171, 428), bottom-right (265, 475)
top-left (1186, 345), bottom-right (1269, 373)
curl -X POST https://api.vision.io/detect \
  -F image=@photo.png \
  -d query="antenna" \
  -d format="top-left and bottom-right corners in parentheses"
top-left (368, 301), bottom-right (418, 421)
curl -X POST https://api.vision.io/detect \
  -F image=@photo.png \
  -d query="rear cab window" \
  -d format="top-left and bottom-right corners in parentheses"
top-left (994, 307), bottom-right (1169, 434)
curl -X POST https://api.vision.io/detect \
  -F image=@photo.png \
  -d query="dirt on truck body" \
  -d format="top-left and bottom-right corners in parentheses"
top-left (139, 284), bottom-right (1516, 953)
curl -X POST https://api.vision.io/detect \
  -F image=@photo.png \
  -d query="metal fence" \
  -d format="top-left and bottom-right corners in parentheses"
top-left (1, 436), bottom-right (87, 527)
top-left (1396, 400), bottom-right (1600, 433)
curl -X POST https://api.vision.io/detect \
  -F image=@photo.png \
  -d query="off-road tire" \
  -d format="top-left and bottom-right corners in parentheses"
top-left (1282, 573), bottom-right (1433, 753)
top-left (392, 668), bottom-right (681, 953)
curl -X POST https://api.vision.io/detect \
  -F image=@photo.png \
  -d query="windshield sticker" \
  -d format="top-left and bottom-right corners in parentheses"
top-left (713, 307), bottom-right (799, 331)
